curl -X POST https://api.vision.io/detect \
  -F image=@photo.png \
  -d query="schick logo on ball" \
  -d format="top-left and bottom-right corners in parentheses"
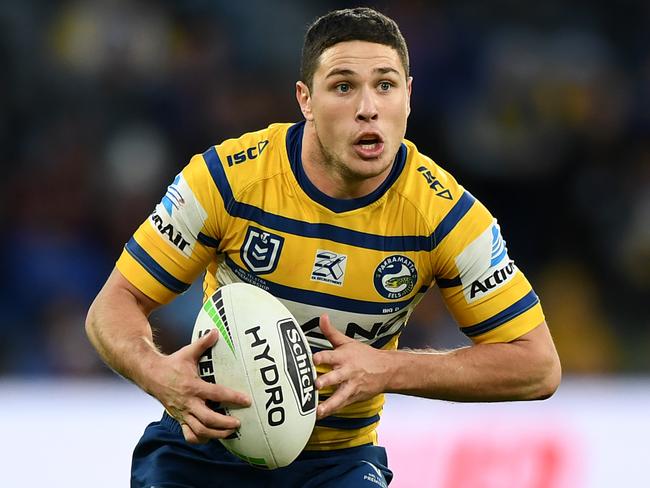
top-left (278, 319), bottom-right (316, 415)
top-left (374, 255), bottom-right (418, 299)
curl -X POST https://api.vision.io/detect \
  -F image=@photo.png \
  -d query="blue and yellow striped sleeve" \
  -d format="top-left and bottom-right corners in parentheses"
top-left (116, 152), bottom-right (223, 304)
top-left (432, 189), bottom-right (544, 344)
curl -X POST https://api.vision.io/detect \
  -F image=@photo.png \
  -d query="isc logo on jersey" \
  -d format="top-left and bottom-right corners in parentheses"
top-left (456, 222), bottom-right (517, 302)
top-left (149, 173), bottom-right (207, 257)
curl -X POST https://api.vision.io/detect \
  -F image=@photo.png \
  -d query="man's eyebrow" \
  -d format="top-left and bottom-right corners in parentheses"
top-left (375, 66), bottom-right (401, 76)
top-left (325, 66), bottom-right (402, 79)
top-left (325, 68), bottom-right (356, 79)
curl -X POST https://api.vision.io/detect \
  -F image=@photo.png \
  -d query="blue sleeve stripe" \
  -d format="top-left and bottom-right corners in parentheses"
top-left (436, 276), bottom-right (462, 288)
top-left (203, 146), bottom-right (236, 210)
top-left (197, 232), bottom-right (219, 248)
top-left (316, 414), bottom-right (380, 430)
top-left (462, 290), bottom-right (540, 337)
top-left (124, 237), bottom-right (191, 294)
top-left (202, 147), bottom-right (435, 252)
top-left (431, 191), bottom-right (476, 247)
top-left (224, 255), bottom-right (420, 315)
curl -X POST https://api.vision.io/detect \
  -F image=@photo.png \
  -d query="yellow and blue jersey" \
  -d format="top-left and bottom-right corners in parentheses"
top-left (116, 121), bottom-right (545, 450)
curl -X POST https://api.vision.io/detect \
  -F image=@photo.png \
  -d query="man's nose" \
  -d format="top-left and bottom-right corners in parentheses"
top-left (355, 88), bottom-right (379, 121)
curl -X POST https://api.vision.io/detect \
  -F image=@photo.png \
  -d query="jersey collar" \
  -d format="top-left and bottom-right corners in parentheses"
top-left (286, 121), bottom-right (407, 214)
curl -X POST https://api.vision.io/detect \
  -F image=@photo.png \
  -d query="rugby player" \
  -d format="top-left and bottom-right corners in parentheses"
top-left (86, 7), bottom-right (561, 487)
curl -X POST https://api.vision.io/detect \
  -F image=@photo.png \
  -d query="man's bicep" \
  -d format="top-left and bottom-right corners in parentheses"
top-left (507, 320), bottom-right (562, 394)
top-left (510, 320), bottom-right (560, 364)
top-left (510, 320), bottom-right (550, 343)
top-left (102, 267), bottom-right (162, 317)
top-left (93, 267), bottom-right (161, 316)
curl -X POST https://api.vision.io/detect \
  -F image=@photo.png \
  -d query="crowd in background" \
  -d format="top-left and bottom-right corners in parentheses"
top-left (1, 0), bottom-right (648, 376)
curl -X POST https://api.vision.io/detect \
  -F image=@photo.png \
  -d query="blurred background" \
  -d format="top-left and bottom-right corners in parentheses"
top-left (0, 0), bottom-right (648, 486)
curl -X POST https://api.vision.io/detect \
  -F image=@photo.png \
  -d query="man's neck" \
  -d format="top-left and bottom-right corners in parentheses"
top-left (300, 123), bottom-right (392, 200)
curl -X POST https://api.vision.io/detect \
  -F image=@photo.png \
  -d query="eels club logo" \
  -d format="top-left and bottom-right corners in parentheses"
top-left (374, 255), bottom-right (418, 299)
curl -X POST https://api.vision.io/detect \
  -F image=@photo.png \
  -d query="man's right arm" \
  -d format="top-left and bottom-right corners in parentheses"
top-left (85, 267), bottom-right (250, 444)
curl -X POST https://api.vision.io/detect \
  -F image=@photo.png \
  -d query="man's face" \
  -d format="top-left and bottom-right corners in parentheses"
top-left (297, 40), bottom-right (412, 183)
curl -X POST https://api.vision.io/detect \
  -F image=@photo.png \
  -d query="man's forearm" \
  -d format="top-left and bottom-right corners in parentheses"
top-left (85, 276), bottom-right (165, 397)
top-left (384, 324), bottom-right (561, 402)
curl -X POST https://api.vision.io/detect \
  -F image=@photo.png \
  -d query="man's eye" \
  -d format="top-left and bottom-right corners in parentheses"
top-left (337, 83), bottom-right (351, 93)
top-left (379, 81), bottom-right (392, 91)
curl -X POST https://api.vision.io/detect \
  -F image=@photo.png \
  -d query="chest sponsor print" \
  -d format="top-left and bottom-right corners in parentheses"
top-left (310, 250), bottom-right (348, 286)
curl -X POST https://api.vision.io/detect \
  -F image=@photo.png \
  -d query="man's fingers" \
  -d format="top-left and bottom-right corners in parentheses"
top-left (318, 314), bottom-right (353, 348)
top-left (317, 382), bottom-right (355, 419)
top-left (180, 412), bottom-right (237, 444)
top-left (315, 367), bottom-right (346, 390)
top-left (193, 404), bottom-right (241, 431)
top-left (201, 383), bottom-right (251, 407)
top-left (181, 422), bottom-right (204, 444)
top-left (185, 329), bottom-right (219, 362)
top-left (312, 350), bottom-right (337, 367)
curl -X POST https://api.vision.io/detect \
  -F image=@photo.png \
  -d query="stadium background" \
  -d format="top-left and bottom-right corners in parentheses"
top-left (1, 1), bottom-right (648, 487)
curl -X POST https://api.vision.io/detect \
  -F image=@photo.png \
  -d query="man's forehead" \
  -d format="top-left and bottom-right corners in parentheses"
top-left (316, 40), bottom-right (404, 76)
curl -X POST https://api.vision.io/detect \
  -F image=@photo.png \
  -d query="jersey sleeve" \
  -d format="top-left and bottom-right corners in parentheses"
top-left (116, 152), bottom-right (224, 304)
top-left (433, 192), bottom-right (545, 344)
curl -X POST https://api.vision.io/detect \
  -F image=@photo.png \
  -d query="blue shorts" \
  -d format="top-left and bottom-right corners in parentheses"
top-left (131, 412), bottom-right (393, 488)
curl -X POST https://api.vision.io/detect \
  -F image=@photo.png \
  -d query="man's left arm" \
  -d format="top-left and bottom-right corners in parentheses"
top-left (313, 315), bottom-right (560, 419)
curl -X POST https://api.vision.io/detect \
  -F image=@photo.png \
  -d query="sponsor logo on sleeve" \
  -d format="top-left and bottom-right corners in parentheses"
top-left (162, 174), bottom-right (184, 215)
top-left (310, 250), bottom-right (348, 286)
top-left (150, 173), bottom-right (207, 257)
top-left (456, 222), bottom-right (517, 302)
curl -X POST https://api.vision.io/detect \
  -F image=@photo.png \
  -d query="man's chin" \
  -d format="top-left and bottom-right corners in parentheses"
top-left (346, 156), bottom-right (394, 180)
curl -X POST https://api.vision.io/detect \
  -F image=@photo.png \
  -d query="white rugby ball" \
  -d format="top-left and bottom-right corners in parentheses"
top-left (192, 282), bottom-right (317, 469)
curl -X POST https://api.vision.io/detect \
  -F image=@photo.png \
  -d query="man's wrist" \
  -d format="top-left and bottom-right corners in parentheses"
top-left (382, 349), bottom-right (414, 393)
top-left (130, 337), bottom-right (167, 398)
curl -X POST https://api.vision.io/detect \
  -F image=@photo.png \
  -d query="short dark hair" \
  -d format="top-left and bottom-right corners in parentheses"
top-left (300, 7), bottom-right (410, 89)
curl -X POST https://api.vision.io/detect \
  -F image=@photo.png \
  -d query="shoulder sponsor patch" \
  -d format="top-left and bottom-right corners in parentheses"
top-left (149, 173), bottom-right (208, 257)
top-left (456, 221), bottom-right (517, 302)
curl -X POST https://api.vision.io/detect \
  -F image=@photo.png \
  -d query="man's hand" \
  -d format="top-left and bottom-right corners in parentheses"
top-left (151, 329), bottom-right (251, 444)
top-left (312, 314), bottom-right (390, 419)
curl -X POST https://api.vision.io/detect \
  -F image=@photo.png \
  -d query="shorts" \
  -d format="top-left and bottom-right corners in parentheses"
top-left (131, 412), bottom-right (393, 488)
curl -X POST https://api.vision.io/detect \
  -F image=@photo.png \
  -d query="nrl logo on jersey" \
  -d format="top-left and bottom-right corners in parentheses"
top-left (457, 222), bottom-right (517, 303)
top-left (150, 173), bottom-right (207, 257)
top-left (241, 226), bottom-right (284, 274)
top-left (310, 250), bottom-right (347, 286)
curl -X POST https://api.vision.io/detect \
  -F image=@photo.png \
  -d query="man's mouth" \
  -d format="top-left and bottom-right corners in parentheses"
top-left (353, 134), bottom-right (384, 159)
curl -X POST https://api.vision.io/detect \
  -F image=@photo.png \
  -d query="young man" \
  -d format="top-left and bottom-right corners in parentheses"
top-left (86, 7), bottom-right (561, 487)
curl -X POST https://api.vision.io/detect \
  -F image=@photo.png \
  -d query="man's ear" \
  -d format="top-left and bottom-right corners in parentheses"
top-left (406, 76), bottom-right (413, 116)
top-left (296, 81), bottom-right (314, 121)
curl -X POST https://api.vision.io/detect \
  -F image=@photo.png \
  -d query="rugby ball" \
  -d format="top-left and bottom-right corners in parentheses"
top-left (192, 282), bottom-right (317, 469)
